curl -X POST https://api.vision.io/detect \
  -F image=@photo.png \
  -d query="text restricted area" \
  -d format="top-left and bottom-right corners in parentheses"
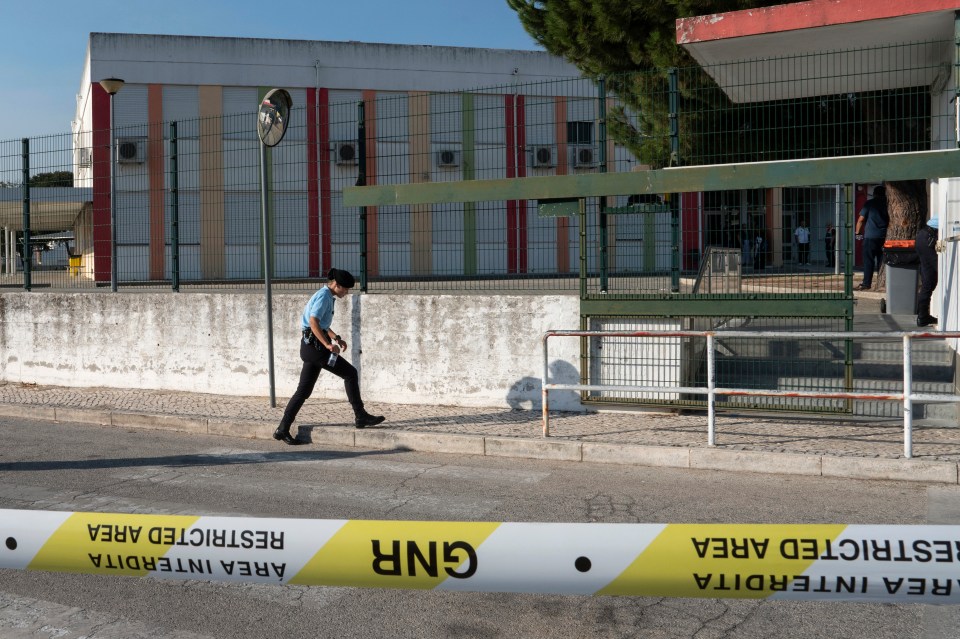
top-left (2, 510), bottom-right (960, 603)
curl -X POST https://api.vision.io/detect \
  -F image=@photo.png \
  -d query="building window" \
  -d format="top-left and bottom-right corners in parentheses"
top-left (567, 121), bottom-right (593, 145)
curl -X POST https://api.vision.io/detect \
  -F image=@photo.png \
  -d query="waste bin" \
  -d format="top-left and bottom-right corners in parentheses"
top-left (882, 240), bottom-right (919, 315)
top-left (68, 252), bottom-right (81, 276)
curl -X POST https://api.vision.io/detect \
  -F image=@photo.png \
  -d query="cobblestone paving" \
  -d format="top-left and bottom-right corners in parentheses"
top-left (2, 381), bottom-right (957, 462)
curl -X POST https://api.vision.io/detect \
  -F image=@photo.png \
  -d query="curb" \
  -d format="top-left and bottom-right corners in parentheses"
top-left (3, 403), bottom-right (958, 485)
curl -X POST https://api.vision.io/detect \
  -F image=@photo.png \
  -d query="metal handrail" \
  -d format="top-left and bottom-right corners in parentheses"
top-left (542, 329), bottom-right (960, 458)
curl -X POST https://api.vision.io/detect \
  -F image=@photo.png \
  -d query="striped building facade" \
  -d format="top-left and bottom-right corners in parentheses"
top-left (73, 33), bottom-right (648, 283)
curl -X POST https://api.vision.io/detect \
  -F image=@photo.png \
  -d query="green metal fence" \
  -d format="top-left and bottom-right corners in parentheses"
top-left (0, 39), bottom-right (951, 295)
top-left (579, 315), bottom-right (855, 412)
top-left (2, 39), bottom-right (955, 414)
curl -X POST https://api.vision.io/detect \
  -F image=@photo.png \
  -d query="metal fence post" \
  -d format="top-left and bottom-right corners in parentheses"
top-left (668, 68), bottom-right (681, 293)
top-left (903, 334), bottom-right (913, 458)
top-left (668, 69), bottom-right (680, 166)
top-left (169, 121), bottom-right (180, 292)
top-left (21, 138), bottom-right (30, 292)
top-left (542, 332), bottom-right (551, 437)
top-left (955, 11), bottom-right (960, 147)
top-left (844, 184), bottom-right (854, 411)
top-left (597, 76), bottom-right (609, 293)
top-left (357, 100), bottom-right (368, 292)
top-left (579, 198), bottom-right (587, 299)
top-left (707, 333), bottom-right (716, 445)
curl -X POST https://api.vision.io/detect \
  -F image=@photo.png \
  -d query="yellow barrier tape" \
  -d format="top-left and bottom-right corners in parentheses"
top-left (4, 510), bottom-right (960, 604)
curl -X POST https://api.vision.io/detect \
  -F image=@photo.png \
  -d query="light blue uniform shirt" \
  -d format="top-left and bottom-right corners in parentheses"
top-left (301, 287), bottom-right (334, 331)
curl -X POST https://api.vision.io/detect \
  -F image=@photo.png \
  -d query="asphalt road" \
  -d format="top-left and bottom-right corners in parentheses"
top-left (1, 415), bottom-right (959, 639)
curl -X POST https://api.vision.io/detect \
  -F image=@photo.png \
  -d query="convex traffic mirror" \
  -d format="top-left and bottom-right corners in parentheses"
top-left (257, 89), bottom-right (293, 147)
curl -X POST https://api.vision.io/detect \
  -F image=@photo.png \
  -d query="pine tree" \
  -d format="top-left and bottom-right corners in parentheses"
top-left (506, 0), bottom-right (927, 241)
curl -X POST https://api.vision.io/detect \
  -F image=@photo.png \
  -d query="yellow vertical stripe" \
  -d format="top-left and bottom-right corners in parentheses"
top-left (199, 84), bottom-right (224, 279)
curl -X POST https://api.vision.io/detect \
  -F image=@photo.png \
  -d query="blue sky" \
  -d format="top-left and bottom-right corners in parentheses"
top-left (0, 0), bottom-right (541, 142)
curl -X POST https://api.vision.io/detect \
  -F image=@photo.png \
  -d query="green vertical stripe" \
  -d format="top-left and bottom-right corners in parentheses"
top-left (955, 12), bottom-right (960, 150)
top-left (643, 210), bottom-right (656, 272)
top-left (462, 93), bottom-right (477, 276)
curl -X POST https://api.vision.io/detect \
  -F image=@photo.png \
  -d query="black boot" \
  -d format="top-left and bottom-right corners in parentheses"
top-left (916, 301), bottom-right (938, 327)
top-left (355, 411), bottom-right (385, 429)
top-left (273, 423), bottom-right (303, 445)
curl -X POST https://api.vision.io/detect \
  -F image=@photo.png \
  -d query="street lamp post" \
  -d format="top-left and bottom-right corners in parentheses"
top-left (99, 78), bottom-right (124, 292)
top-left (256, 89), bottom-right (293, 407)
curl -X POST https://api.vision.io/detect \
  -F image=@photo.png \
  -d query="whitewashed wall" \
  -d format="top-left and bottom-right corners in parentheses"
top-left (0, 292), bottom-right (583, 412)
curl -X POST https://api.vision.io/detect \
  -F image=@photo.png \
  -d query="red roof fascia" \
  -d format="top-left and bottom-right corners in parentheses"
top-left (677, 0), bottom-right (960, 43)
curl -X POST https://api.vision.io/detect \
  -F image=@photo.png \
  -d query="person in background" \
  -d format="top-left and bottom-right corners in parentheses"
top-left (274, 268), bottom-right (385, 445)
top-left (794, 220), bottom-right (810, 265)
top-left (915, 216), bottom-right (940, 327)
top-left (824, 223), bottom-right (836, 268)
top-left (855, 185), bottom-right (889, 290)
top-left (752, 230), bottom-right (766, 271)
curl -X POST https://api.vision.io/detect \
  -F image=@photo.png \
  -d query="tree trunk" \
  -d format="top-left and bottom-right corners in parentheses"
top-left (885, 180), bottom-right (927, 241)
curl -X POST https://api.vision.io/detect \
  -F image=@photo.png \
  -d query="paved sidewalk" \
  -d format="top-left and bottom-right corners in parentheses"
top-left (1, 381), bottom-right (959, 484)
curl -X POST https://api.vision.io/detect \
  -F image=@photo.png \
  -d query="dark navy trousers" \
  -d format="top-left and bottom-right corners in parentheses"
top-left (279, 338), bottom-right (364, 428)
top-left (916, 226), bottom-right (938, 319)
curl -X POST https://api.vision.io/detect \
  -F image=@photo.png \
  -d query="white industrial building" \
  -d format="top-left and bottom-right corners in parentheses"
top-left (70, 33), bottom-right (615, 283)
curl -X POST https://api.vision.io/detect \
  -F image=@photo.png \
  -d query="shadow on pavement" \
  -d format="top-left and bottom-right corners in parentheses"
top-left (0, 447), bottom-right (409, 473)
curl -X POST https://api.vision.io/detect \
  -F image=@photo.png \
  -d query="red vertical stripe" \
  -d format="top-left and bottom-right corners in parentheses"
top-left (92, 84), bottom-right (111, 284)
top-left (515, 95), bottom-right (527, 273)
top-left (306, 89), bottom-right (320, 277)
top-left (318, 88), bottom-right (332, 273)
top-left (681, 192), bottom-right (700, 270)
top-left (505, 94), bottom-right (517, 273)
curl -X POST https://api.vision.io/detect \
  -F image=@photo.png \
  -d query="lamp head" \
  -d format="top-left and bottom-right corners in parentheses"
top-left (99, 78), bottom-right (125, 95)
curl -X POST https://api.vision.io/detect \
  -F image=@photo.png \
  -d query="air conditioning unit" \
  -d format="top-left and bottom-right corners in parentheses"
top-left (532, 145), bottom-right (555, 168)
top-left (436, 149), bottom-right (460, 168)
top-left (116, 138), bottom-right (145, 163)
top-left (76, 147), bottom-right (91, 168)
top-left (573, 145), bottom-right (595, 168)
top-left (333, 141), bottom-right (357, 165)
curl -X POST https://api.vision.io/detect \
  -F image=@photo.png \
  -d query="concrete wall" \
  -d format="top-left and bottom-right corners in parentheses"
top-left (0, 292), bottom-right (584, 412)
